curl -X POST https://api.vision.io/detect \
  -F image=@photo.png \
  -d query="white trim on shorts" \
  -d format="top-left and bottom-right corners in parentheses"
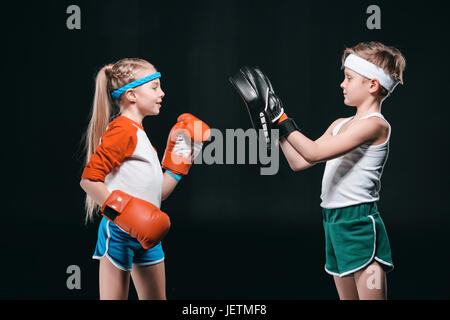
top-left (324, 215), bottom-right (393, 277)
top-left (92, 220), bottom-right (132, 272)
top-left (133, 257), bottom-right (165, 267)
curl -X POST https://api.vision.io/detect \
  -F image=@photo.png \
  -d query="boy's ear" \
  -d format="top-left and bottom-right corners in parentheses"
top-left (368, 78), bottom-right (381, 94)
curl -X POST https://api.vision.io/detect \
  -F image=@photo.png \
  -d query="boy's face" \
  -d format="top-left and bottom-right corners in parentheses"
top-left (340, 68), bottom-right (370, 107)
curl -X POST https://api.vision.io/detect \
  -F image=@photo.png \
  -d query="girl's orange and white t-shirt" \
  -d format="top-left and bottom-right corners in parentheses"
top-left (82, 115), bottom-right (163, 208)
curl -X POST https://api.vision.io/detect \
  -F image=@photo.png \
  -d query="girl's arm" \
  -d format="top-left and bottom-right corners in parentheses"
top-left (279, 118), bottom-right (343, 171)
top-left (161, 171), bottom-right (180, 201)
top-left (81, 174), bottom-right (178, 204)
top-left (80, 179), bottom-right (110, 206)
top-left (286, 117), bottom-right (386, 163)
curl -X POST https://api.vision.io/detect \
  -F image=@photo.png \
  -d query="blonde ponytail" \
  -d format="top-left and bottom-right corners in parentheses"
top-left (84, 64), bottom-right (115, 223)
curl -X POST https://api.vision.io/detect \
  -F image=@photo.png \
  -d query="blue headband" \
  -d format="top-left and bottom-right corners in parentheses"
top-left (111, 72), bottom-right (161, 100)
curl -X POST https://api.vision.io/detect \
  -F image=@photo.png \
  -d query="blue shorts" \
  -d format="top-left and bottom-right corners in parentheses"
top-left (92, 217), bottom-right (165, 272)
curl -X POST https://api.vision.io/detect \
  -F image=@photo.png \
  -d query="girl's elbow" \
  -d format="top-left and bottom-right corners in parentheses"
top-left (80, 178), bottom-right (98, 192)
top-left (80, 178), bottom-right (87, 190)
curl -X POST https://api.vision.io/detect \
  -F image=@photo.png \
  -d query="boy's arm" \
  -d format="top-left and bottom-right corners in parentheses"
top-left (285, 117), bottom-right (385, 163)
top-left (280, 139), bottom-right (314, 171)
top-left (279, 118), bottom-right (343, 171)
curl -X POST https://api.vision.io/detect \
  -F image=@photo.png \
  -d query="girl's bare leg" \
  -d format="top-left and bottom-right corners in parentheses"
top-left (131, 261), bottom-right (166, 300)
top-left (99, 257), bottom-right (130, 300)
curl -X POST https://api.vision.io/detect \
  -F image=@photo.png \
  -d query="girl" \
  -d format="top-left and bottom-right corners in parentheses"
top-left (278, 42), bottom-right (406, 299)
top-left (80, 58), bottom-right (209, 300)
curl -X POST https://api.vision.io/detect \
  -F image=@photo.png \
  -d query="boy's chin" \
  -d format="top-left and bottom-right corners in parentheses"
top-left (343, 99), bottom-right (357, 107)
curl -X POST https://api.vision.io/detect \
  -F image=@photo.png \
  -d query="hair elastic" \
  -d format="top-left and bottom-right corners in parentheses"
top-left (344, 54), bottom-right (398, 92)
top-left (111, 72), bottom-right (161, 100)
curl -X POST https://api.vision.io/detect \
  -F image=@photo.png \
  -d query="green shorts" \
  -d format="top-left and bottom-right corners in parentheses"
top-left (322, 202), bottom-right (394, 277)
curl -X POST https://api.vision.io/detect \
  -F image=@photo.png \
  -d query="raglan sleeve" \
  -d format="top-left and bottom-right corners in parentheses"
top-left (81, 124), bottom-right (137, 182)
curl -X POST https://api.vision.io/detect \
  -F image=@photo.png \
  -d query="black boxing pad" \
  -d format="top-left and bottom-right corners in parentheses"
top-left (229, 66), bottom-right (274, 149)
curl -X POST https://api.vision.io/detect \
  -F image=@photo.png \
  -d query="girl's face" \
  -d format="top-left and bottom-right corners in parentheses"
top-left (133, 68), bottom-right (165, 116)
top-left (340, 68), bottom-right (370, 107)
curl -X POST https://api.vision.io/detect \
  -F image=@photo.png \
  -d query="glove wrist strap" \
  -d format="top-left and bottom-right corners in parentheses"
top-left (278, 118), bottom-right (300, 138)
top-left (102, 206), bottom-right (119, 221)
top-left (100, 190), bottom-right (131, 221)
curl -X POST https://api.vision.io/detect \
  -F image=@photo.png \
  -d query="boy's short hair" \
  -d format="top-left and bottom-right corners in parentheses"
top-left (341, 42), bottom-right (406, 98)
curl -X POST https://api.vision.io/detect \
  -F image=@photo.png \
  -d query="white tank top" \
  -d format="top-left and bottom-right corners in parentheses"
top-left (320, 113), bottom-right (391, 209)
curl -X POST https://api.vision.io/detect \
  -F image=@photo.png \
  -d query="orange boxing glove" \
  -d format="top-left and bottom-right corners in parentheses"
top-left (101, 190), bottom-right (171, 250)
top-left (162, 113), bottom-right (210, 175)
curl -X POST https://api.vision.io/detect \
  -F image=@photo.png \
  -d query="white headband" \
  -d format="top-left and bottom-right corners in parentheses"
top-left (344, 53), bottom-right (399, 93)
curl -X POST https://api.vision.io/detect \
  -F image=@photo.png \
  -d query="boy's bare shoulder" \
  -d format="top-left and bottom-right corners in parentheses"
top-left (363, 116), bottom-right (390, 131)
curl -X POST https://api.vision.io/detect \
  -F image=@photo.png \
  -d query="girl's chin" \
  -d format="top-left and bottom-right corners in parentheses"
top-left (148, 108), bottom-right (160, 116)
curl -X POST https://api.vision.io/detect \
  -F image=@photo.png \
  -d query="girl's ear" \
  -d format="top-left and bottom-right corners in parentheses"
top-left (123, 89), bottom-right (137, 103)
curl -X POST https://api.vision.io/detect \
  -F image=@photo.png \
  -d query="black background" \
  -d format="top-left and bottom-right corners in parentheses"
top-left (2, 0), bottom-right (449, 299)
